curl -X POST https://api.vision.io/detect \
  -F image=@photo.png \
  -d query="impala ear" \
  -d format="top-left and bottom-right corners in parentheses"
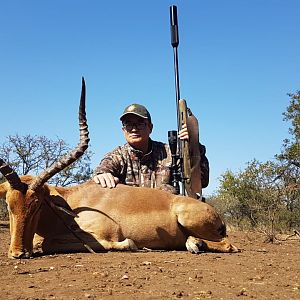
top-left (0, 181), bottom-right (8, 199)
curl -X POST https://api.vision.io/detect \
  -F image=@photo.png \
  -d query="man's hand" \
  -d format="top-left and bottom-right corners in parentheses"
top-left (178, 123), bottom-right (189, 140)
top-left (93, 173), bottom-right (119, 188)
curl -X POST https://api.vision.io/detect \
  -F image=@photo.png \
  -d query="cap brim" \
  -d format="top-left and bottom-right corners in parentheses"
top-left (120, 112), bottom-right (149, 121)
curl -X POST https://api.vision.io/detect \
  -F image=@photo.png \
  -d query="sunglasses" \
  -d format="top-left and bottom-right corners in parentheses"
top-left (122, 122), bottom-right (147, 131)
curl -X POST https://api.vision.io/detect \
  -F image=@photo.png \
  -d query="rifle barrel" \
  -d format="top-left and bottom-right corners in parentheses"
top-left (170, 5), bottom-right (179, 47)
top-left (170, 5), bottom-right (181, 133)
top-left (169, 5), bottom-right (185, 195)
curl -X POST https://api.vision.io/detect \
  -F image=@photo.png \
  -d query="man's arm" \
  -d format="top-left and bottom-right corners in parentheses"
top-left (93, 149), bottom-right (123, 188)
top-left (199, 144), bottom-right (209, 188)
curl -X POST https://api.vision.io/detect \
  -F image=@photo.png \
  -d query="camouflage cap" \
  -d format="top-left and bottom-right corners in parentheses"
top-left (120, 104), bottom-right (152, 123)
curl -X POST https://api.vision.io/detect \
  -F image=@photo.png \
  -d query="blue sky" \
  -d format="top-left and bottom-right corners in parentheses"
top-left (1, 1), bottom-right (299, 196)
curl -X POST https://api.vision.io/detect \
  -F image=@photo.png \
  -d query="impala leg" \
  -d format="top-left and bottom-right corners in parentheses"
top-left (186, 236), bottom-right (239, 253)
top-left (174, 199), bottom-right (227, 241)
top-left (173, 198), bottom-right (238, 253)
top-left (99, 238), bottom-right (138, 251)
top-left (34, 234), bottom-right (138, 254)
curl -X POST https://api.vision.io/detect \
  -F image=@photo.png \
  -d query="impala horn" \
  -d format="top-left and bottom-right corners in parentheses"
top-left (0, 159), bottom-right (27, 193)
top-left (29, 77), bottom-right (89, 191)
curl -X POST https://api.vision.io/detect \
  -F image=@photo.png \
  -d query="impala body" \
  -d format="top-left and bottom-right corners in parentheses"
top-left (0, 79), bottom-right (237, 258)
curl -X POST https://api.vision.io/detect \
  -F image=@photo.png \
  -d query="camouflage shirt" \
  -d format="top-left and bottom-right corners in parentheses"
top-left (93, 139), bottom-right (209, 193)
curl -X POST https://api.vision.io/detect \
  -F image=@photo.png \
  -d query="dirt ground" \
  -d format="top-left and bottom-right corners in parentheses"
top-left (1, 223), bottom-right (300, 300)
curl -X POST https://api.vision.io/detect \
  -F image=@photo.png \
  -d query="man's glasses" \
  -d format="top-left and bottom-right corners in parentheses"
top-left (122, 122), bottom-right (147, 131)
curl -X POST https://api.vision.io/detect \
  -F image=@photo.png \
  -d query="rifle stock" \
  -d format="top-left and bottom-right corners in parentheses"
top-left (179, 100), bottom-right (198, 199)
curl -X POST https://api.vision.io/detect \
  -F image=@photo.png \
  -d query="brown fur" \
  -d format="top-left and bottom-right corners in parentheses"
top-left (0, 175), bottom-right (238, 258)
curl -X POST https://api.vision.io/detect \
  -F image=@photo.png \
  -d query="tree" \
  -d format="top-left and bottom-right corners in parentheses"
top-left (0, 134), bottom-right (93, 186)
top-left (276, 91), bottom-right (300, 169)
top-left (212, 91), bottom-right (300, 236)
top-left (275, 91), bottom-right (300, 229)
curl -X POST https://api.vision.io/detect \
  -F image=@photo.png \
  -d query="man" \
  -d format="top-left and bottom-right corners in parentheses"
top-left (93, 104), bottom-right (209, 194)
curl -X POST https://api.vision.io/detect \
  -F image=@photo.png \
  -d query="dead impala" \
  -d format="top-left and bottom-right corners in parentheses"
top-left (0, 78), bottom-right (238, 258)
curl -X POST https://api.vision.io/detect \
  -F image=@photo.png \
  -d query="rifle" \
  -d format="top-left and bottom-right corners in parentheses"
top-left (168, 5), bottom-right (201, 199)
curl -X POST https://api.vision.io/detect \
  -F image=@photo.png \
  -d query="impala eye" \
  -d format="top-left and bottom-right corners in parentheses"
top-left (29, 198), bottom-right (39, 209)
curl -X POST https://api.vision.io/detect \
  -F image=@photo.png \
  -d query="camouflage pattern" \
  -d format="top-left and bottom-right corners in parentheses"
top-left (93, 139), bottom-right (209, 193)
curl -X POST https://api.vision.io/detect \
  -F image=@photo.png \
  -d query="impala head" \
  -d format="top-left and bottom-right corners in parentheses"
top-left (0, 175), bottom-right (45, 258)
top-left (0, 78), bottom-right (89, 258)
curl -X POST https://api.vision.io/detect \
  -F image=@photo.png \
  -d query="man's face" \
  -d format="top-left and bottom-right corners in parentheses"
top-left (122, 114), bottom-right (153, 151)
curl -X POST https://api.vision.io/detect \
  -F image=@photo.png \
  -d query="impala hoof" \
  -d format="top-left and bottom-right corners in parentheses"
top-left (125, 238), bottom-right (138, 251)
top-left (8, 250), bottom-right (31, 259)
top-left (228, 243), bottom-right (240, 253)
